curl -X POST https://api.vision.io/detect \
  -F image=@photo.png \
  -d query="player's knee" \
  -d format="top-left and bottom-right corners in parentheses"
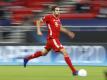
top-left (41, 48), bottom-right (50, 56)
top-left (60, 48), bottom-right (67, 53)
top-left (63, 53), bottom-right (69, 57)
top-left (42, 53), bottom-right (48, 56)
top-left (41, 51), bottom-right (48, 56)
top-left (60, 49), bottom-right (69, 57)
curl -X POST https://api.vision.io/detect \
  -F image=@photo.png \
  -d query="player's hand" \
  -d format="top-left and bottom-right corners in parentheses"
top-left (37, 31), bottom-right (43, 36)
top-left (68, 32), bottom-right (75, 39)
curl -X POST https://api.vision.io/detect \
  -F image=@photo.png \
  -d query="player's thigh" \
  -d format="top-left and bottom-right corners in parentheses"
top-left (51, 38), bottom-right (64, 52)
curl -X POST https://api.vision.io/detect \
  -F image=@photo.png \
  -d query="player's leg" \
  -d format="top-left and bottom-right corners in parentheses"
top-left (60, 48), bottom-right (78, 76)
top-left (24, 48), bottom-right (50, 67)
top-left (51, 38), bottom-right (78, 76)
top-left (24, 39), bottom-right (52, 67)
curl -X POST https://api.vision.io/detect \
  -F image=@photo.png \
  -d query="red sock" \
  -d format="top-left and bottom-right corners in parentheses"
top-left (26, 51), bottom-right (42, 60)
top-left (64, 56), bottom-right (76, 73)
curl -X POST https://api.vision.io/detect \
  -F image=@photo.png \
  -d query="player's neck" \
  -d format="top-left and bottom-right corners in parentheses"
top-left (52, 14), bottom-right (59, 19)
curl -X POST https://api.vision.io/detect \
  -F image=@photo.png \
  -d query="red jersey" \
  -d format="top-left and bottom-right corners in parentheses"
top-left (42, 14), bottom-right (61, 39)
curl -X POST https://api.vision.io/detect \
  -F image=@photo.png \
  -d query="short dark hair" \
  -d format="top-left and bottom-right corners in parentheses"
top-left (51, 6), bottom-right (59, 11)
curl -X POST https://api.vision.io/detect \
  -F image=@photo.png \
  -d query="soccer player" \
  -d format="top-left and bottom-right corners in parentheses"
top-left (24, 6), bottom-right (78, 76)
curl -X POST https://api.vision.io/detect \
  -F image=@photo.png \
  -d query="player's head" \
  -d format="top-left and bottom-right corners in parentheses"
top-left (51, 6), bottom-right (60, 16)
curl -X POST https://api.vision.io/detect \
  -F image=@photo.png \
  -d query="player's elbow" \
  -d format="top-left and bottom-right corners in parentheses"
top-left (36, 19), bottom-right (44, 26)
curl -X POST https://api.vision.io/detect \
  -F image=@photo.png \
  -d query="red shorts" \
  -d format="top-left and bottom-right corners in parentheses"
top-left (45, 38), bottom-right (64, 52)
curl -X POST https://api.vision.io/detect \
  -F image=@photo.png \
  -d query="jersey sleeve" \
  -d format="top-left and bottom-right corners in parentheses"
top-left (42, 15), bottom-right (50, 23)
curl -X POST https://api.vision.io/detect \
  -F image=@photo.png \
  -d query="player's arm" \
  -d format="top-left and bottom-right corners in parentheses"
top-left (36, 19), bottom-right (43, 36)
top-left (60, 27), bottom-right (75, 39)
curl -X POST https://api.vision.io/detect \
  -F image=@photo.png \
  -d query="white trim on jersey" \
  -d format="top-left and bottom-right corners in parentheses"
top-left (60, 44), bottom-right (63, 47)
top-left (53, 39), bottom-right (59, 48)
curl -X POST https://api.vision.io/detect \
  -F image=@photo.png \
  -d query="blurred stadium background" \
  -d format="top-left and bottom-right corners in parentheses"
top-left (0, 0), bottom-right (107, 80)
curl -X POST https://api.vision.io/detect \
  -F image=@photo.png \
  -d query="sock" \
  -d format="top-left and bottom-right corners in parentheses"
top-left (64, 56), bottom-right (76, 73)
top-left (26, 51), bottom-right (42, 60)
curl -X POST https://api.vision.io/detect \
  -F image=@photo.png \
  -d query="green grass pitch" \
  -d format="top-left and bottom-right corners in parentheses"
top-left (0, 65), bottom-right (106, 80)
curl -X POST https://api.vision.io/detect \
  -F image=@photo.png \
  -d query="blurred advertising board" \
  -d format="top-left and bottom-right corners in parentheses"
top-left (0, 45), bottom-right (107, 66)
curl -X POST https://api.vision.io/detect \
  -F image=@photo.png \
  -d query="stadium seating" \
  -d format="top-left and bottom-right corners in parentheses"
top-left (1, 0), bottom-right (107, 25)
top-left (61, 13), bottom-right (96, 19)
top-left (10, 9), bottom-right (32, 24)
top-left (9, 0), bottom-right (55, 24)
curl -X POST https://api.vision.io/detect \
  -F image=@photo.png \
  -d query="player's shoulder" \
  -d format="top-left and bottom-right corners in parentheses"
top-left (45, 14), bottom-right (51, 17)
top-left (44, 14), bottom-right (53, 17)
top-left (43, 14), bottom-right (53, 20)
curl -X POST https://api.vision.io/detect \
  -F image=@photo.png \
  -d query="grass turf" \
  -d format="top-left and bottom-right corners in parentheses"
top-left (0, 66), bottom-right (106, 80)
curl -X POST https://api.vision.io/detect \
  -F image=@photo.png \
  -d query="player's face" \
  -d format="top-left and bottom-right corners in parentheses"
top-left (54, 7), bottom-right (60, 16)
